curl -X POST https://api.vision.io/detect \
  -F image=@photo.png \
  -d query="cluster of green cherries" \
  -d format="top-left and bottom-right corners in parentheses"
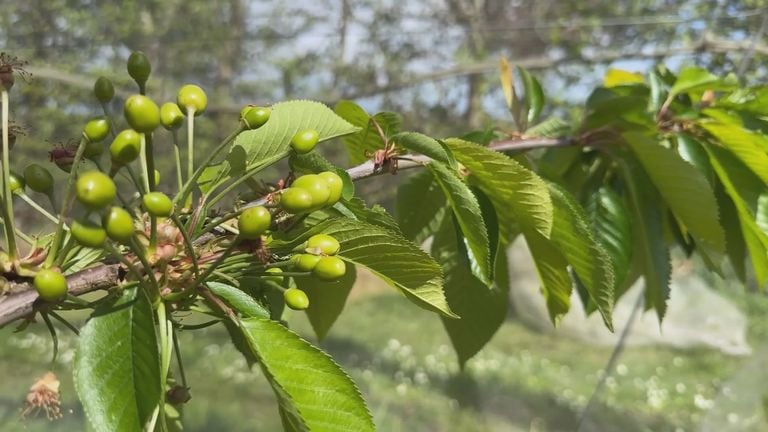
top-left (13, 52), bottom-right (347, 311)
top-left (237, 167), bottom-right (348, 311)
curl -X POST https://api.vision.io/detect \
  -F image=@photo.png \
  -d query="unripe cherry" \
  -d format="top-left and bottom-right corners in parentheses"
top-left (23, 164), bottom-right (54, 194)
top-left (312, 256), bottom-right (347, 281)
top-left (318, 171), bottom-right (344, 204)
top-left (102, 207), bottom-right (135, 243)
top-left (240, 105), bottom-right (271, 129)
top-left (110, 129), bottom-right (142, 165)
top-left (8, 171), bottom-right (24, 193)
top-left (76, 171), bottom-right (116, 209)
top-left (93, 76), bottom-right (115, 103)
top-left (34, 269), bottom-right (68, 301)
top-left (160, 102), bottom-right (185, 130)
top-left (177, 84), bottom-right (207, 115)
top-left (284, 288), bottom-right (309, 310)
top-left (127, 51), bottom-right (151, 84)
top-left (306, 234), bottom-right (340, 255)
top-left (290, 129), bottom-right (319, 154)
top-left (83, 118), bottom-right (110, 143)
top-left (71, 219), bottom-right (107, 248)
top-left (292, 174), bottom-right (330, 209)
top-left (279, 188), bottom-right (314, 214)
top-left (124, 94), bottom-right (160, 133)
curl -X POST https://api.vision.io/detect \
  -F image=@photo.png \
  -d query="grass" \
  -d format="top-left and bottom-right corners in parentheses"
top-left (0, 275), bottom-right (766, 431)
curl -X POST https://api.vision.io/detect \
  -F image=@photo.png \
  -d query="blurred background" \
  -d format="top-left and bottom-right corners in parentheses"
top-left (2, 1), bottom-right (768, 430)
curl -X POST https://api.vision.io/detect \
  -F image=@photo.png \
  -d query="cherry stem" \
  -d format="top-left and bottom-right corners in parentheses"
top-left (190, 238), bottom-right (240, 292)
top-left (185, 107), bottom-right (195, 207)
top-left (18, 192), bottom-right (65, 227)
top-left (205, 150), bottom-right (288, 208)
top-left (175, 123), bottom-right (244, 208)
top-left (171, 130), bottom-right (184, 194)
top-left (170, 213), bottom-right (199, 276)
top-left (44, 137), bottom-right (89, 269)
top-left (1, 89), bottom-right (17, 260)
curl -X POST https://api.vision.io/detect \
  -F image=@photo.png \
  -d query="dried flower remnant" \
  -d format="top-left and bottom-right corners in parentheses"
top-left (0, 52), bottom-right (31, 90)
top-left (22, 372), bottom-right (62, 420)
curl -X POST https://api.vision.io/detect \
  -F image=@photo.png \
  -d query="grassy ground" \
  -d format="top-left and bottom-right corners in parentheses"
top-left (0, 273), bottom-right (765, 431)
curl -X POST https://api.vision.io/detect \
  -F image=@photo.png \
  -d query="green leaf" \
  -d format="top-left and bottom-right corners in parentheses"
top-left (523, 229), bottom-right (572, 325)
top-left (472, 186), bottom-right (500, 275)
top-left (707, 145), bottom-right (768, 286)
top-left (75, 287), bottom-right (161, 432)
top-left (603, 68), bottom-right (645, 87)
top-left (239, 318), bottom-right (375, 432)
top-left (444, 138), bottom-right (553, 240)
top-left (648, 70), bottom-right (668, 112)
top-left (432, 216), bottom-right (507, 367)
top-left (237, 100), bottom-right (359, 166)
top-left (295, 263), bottom-right (357, 340)
top-left (207, 281), bottom-right (270, 318)
top-left (716, 184), bottom-right (747, 282)
top-left (676, 133), bottom-right (714, 184)
top-left (518, 67), bottom-right (544, 125)
top-left (669, 67), bottom-right (736, 99)
top-left (619, 157), bottom-right (671, 320)
top-left (334, 100), bottom-right (401, 165)
top-left (548, 184), bottom-right (614, 330)
top-left (390, 132), bottom-right (453, 166)
top-left (586, 187), bottom-right (633, 293)
top-left (272, 218), bottom-right (455, 318)
top-left (200, 100), bottom-right (359, 192)
top-left (338, 196), bottom-right (402, 234)
top-left (289, 152), bottom-right (354, 200)
top-left (427, 161), bottom-right (492, 285)
top-left (624, 132), bottom-right (726, 259)
top-left (525, 117), bottom-right (571, 138)
top-left (699, 121), bottom-right (768, 184)
top-left (396, 171), bottom-right (447, 245)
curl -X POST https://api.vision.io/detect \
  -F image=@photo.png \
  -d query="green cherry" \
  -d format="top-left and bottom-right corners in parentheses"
top-left (23, 164), bottom-right (54, 194)
top-left (292, 174), bottom-right (330, 208)
top-left (102, 207), bottom-right (135, 243)
top-left (264, 267), bottom-right (284, 284)
top-left (34, 269), bottom-right (68, 301)
top-left (284, 287), bottom-right (309, 311)
top-left (124, 94), bottom-right (160, 133)
top-left (71, 219), bottom-right (107, 248)
top-left (76, 171), bottom-right (116, 209)
top-left (292, 254), bottom-right (321, 272)
top-left (240, 105), bottom-right (271, 129)
top-left (279, 188), bottom-right (314, 214)
top-left (127, 51), bottom-right (151, 85)
top-left (290, 129), bottom-right (319, 154)
top-left (177, 84), bottom-right (207, 115)
top-left (318, 171), bottom-right (344, 204)
top-left (93, 76), bottom-right (115, 103)
top-left (306, 234), bottom-right (340, 255)
top-left (312, 256), bottom-right (347, 281)
top-left (110, 129), bottom-right (142, 165)
top-left (8, 171), bottom-right (24, 193)
top-left (142, 191), bottom-right (174, 217)
top-left (160, 102), bottom-right (185, 130)
top-left (238, 206), bottom-right (271, 239)
top-left (83, 118), bottom-right (110, 143)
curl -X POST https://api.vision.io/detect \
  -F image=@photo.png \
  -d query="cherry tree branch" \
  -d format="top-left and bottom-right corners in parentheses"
top-left (0, 135), bottom-right (574, 327)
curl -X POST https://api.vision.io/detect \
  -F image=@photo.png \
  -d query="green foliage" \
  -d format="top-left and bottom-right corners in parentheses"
top-left (74, 287), bottom-right (161, 432)
top-left (271, 217), bottom-right (455, 318)
top-left (5, 53), bottom-right (768, 432)
top-left (334, 100), bottom-right (401, 165)
top-left (427, 161), bottom-right (492, 285)
top-left (238, 318), bottom-right (375, 432)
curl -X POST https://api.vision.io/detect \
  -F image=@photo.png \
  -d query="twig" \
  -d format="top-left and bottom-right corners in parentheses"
top-left (0, 135), bottom-right (574, 327)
